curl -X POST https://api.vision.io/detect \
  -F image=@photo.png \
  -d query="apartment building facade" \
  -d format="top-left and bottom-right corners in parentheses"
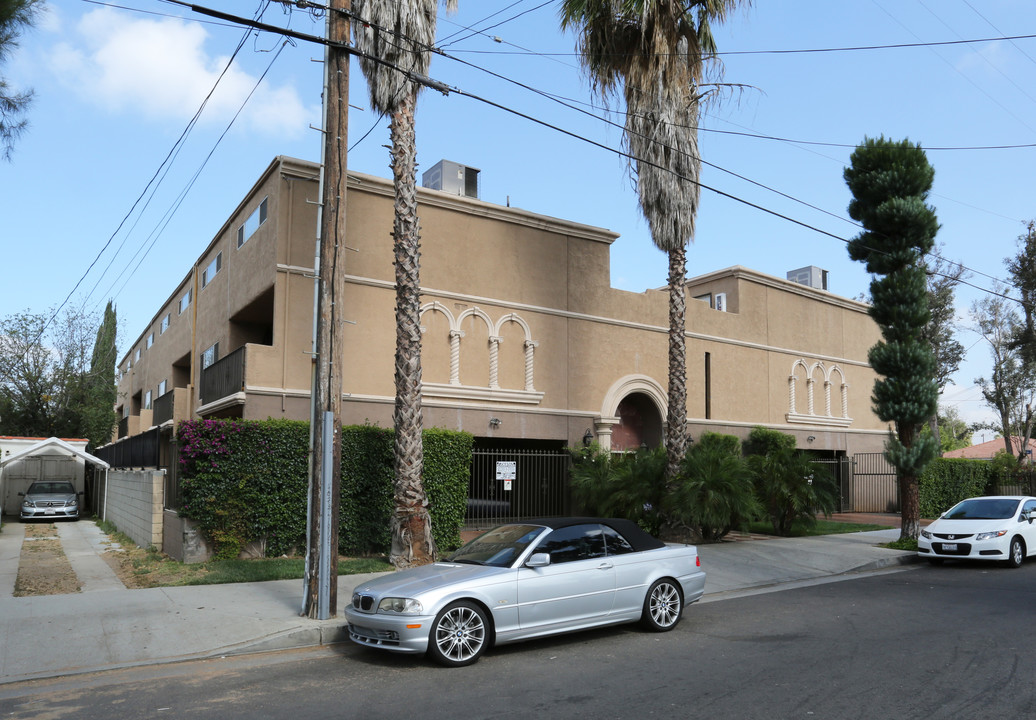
top-left (112, 155), bottom-right (889, 479)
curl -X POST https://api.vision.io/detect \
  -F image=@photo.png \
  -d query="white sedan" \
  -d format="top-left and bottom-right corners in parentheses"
top-left (918, 496), bottom-right (1036, 567)
top-left (345, 518), bottom-right (705, 666)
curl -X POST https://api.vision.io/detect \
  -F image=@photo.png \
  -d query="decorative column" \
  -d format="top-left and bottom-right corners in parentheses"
top-left (824, 380), bottom-right (832, 417)
top-left (788, 375), bottom-right (797, 414)
top-left (806, 377), bottom-right (815, 416)
top-left (841, 383), bottom-right (849, 419)
top-left (524, 340), bottom-right (538, 391)
top-left (488, 336), bottom-right (501, 389)
top-left (449, 330), bottom-right (463, 385)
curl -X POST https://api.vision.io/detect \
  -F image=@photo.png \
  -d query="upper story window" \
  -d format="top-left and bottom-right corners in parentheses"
top-left (158, 379), bottom-right (167, 397)
top-left (134, 348), bottom-right (141, 363)
top-left (144, 390), bottom-right (152, 410)
top-left (179, 289), bottom-right (192, 315)
top-left (146, 332), bottom-right (154, 349)
top-left (237, 197), bottom-right (268, 248)
top-left (201, 342), bottom-right (219, 370)
top-left (160, 313), bottom-right (171, 334)
top-left (201, 252), bottom-right (222, 289)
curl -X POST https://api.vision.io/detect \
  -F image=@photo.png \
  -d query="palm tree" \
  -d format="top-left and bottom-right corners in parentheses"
top-left (352, 0), bottom-right (456, 568)
top-left (559, 0), bottom-right (746, 484)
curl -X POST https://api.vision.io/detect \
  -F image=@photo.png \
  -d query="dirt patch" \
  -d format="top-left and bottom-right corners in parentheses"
top-left (101, 545), bottom-right (215, 589)
top-left (14, 523), bottom-right (81, 597)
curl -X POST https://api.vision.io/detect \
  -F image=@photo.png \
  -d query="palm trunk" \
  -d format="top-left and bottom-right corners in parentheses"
top-left (389, 87), bottom-right (435, 568)
top-left (665, 245), bottom-right (688, 484)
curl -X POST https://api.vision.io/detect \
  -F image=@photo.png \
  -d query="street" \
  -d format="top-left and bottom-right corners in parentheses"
top-left (2, 562), bottom-right (1033, 719)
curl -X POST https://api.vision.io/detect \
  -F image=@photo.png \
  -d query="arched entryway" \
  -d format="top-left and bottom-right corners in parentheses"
top-left (610, 392), bottom-right (664, 451)
top-left (595, 374), bottom-right (667, 452)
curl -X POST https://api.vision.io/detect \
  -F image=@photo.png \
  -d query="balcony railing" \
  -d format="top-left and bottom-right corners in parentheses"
top-left (153, 389), bottom-right (175, 426)
top-left (200, 345), bottom-right (246, 406)
top-left (118, 416), bottom-right (130, 439)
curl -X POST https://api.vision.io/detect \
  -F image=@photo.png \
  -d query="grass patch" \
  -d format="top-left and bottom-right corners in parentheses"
top-left (883, 537), bottom-right (918, 551)
top-left (97, 519), bottom-right (392, 588)
top-left (744, 519), bottom-right (894, 537)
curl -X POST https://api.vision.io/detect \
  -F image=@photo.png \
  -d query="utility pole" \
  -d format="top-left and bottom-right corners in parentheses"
top-left (303, 0), bottom-right (349, 620)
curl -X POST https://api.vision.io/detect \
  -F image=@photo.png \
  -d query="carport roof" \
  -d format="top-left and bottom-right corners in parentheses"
top-left (0, 436), bottom-right (110, 470)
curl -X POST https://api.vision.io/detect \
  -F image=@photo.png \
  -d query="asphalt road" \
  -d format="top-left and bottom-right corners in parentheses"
top-left (4, 562), bottom-right (1035, 719)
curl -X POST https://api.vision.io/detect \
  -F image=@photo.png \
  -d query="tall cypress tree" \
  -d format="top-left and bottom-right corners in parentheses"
top-left (844, 137), bottom-right (940, 540)
top-left (83, 301), bottom-right (117, 450)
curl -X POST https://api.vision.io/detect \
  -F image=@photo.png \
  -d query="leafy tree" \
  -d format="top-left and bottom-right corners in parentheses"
top-left (0, 305), bottom-right (108, 442)
top-left (560, 0), bottom-right (748, 484)
top-left (1002, 220), bottom-right (1036, 459)
top-left (0, 0), bottom-right (40, 160)
top-left (918, 406), bottom-right (971, 453)
top-left (971, 285), bottom-right (1036, 459)
top-left (921, 251), bottom-right (965, 447)
top-left (352, 0), bottom-right (457, 568)
top-left (844, 136), bottom-right (940, 541)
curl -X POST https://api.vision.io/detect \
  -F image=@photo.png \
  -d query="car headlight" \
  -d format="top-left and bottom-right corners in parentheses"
top-left (378, 597), bottom-right (423, 614)
top-left (920, 529), bottom-right (931, 539)
top-left (69, 499), bottom-right (78, 507)
top-left (21, 500), bottom-right (33, 508)
top-left (975, 530), bottom-right (1008, 541)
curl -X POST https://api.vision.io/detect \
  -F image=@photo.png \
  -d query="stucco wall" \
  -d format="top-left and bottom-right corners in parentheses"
top-left (104, 470), bottom-right (164, 550)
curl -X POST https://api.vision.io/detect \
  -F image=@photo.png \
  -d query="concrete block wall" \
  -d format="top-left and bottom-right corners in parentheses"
top-left (104, 470), bottom-right (165, 550)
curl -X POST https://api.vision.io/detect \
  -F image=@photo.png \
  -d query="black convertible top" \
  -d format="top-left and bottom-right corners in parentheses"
top-left (519, 517), bottom-right (665, 552)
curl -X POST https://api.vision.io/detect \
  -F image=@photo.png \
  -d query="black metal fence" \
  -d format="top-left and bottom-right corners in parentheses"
top-left (467, 448), bottom-right (570, 528)
top-left (94, 428), bottom-right (160, 468)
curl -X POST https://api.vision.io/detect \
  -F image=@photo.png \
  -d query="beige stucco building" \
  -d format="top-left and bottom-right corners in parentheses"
top-left (112, 155), bottom-right (889, 479)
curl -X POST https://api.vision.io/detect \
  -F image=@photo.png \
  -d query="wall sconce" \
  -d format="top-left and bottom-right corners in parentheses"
top-left (582, 429), bottom-right (594, 447)
top-left (807, 436), bottom-right (816, 443)
top-left (489, 417), bottom-right (501, 428)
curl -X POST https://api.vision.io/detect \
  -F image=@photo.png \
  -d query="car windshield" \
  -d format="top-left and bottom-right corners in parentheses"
top-left (445, 524), bottom-right (546, 567)
top-left (28, 482), bottom-right (74, 495)
top-left (944, 498), bottom-right (1020, 520)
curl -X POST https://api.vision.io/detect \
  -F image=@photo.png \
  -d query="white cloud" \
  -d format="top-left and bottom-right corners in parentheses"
top-left (50, 8), bottom-right (315, 138)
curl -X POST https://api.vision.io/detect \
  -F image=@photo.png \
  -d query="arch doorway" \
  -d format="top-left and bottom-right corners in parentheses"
top-left (610, 392), bottom-right (664, 452)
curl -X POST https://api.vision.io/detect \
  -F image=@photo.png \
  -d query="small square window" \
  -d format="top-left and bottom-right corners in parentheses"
top-left (201, 252), bottom-right (222, 289)
top-left (144, 390), bottom-right (152, 410)
top-left (179, 289), bottom-right (192, 315)
top-left (201, 342), bottom-right (219, 369)
top-left (134, 348), bottom-right (141, 363)
top-left (161, 313), bottom-right (171, 334)
top-left (158, 379), bottom-right (167, 397)
top-left (237, 197), bottom-right (268, 248)
top-left (146, 332), bottom-right (154, 349)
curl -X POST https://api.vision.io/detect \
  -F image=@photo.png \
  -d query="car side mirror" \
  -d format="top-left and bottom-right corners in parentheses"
top-left (17, 492), bottom-right (24, 497)
top-left (525, 553), bottom-right (551, 568)
top-left (1029, 510), bottom-right (1036, 522)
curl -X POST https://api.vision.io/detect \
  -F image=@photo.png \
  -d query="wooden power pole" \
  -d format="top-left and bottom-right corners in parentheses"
top-left (304, 0), bottom-right (349, 620)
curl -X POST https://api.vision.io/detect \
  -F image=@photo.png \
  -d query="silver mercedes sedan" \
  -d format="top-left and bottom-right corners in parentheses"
top-left (345, 518), bottom-right (706, 666)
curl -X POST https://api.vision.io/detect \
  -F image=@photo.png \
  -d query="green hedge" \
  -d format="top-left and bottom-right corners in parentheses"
top-left (918, 458), bottom-right (993, 518)
top-left (179, 419), bottom-right (472, 560)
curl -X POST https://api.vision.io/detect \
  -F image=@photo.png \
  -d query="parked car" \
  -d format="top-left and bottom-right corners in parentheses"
top-left (19, 480), bottom-right (82, 521)
top-left (918, 496), bottom-right (1036, 567)
top-left (345, 517), bottom-right (705, 666)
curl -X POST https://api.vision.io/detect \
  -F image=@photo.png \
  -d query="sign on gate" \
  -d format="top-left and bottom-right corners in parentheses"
top-left (496, 461), bottom-right (516, 491)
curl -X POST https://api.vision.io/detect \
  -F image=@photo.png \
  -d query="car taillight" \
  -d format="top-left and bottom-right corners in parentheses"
top-left (696, 556), bottom-right (701, 567)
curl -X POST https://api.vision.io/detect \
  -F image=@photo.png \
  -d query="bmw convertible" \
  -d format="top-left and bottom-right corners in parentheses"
top-left (345, 517), bottom-right (706, 666)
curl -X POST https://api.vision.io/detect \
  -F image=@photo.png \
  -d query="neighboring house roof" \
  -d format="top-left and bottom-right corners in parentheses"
top-left (0, 436), bottom-right (110, 469)
top-left (943, 437), bottom-right (1036, 460)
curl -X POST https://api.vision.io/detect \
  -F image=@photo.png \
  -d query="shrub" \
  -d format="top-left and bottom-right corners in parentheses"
top-left (569, 444), bottom-right (666, 534)
top-left (743, 426), bottom-right (796, 458)
top-left (918, 458), bottom-right (992, 518)
top-left (748, 445), bottom-right (838, 536)
top-left (668, 440), bottom-right (758, 542)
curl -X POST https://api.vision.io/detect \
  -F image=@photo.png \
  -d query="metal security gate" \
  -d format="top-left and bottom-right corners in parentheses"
top-left (845, 452), bottom-right (899, 513)
top-left (468, 448), bottom-right (570, 528)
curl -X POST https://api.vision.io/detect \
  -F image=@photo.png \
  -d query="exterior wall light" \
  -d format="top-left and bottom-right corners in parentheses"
top-left (489, 417), bottom-right (501, 427)
top-left (807, 435), bottom-right (816, 443)
top-left (583, 429), bottom-right (594, 447)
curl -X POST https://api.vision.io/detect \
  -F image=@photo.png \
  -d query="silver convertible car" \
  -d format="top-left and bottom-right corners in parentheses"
top-left (345, 518), bottom-right (706, 666)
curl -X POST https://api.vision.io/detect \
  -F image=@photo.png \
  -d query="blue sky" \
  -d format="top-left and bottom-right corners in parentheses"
top-left (3, 0), bottom-right (1035, 438)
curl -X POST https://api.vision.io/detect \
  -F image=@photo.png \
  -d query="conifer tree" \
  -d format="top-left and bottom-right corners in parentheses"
top-left (844, 136), bottom-right (940, 540)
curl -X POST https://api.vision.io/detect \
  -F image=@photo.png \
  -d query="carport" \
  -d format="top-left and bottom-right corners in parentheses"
top-left (0, 437), bottom-right (110, 523)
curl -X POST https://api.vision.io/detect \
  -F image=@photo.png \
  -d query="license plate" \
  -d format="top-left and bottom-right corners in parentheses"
top-left (942, 543), bottom-right (957, 551)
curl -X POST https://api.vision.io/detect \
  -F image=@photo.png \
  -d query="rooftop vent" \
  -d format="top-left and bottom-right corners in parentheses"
top-left (787, 265), bottom-right (828, 291)
top-left (422, 159), bottom-right (480, 199)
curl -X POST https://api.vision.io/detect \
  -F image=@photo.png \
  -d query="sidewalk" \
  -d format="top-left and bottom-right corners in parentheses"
top-left (0, 519), bottom-right (917, 685)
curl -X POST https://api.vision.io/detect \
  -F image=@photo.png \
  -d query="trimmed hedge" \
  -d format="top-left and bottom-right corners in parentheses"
top-left (918, 458), bottom-right (993, 518)
top-left (179, 419), bottom-right (472, 560)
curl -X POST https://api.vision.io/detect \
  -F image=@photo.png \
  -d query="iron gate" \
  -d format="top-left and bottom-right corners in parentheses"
top-left (468, 448), bottom-right (570, 528)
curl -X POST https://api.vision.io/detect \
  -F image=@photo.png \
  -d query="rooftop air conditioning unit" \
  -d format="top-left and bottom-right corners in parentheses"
top-left (787, 265), bottom-right (828, 291)
top-left (421, 159), bottom-right (480, 199)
